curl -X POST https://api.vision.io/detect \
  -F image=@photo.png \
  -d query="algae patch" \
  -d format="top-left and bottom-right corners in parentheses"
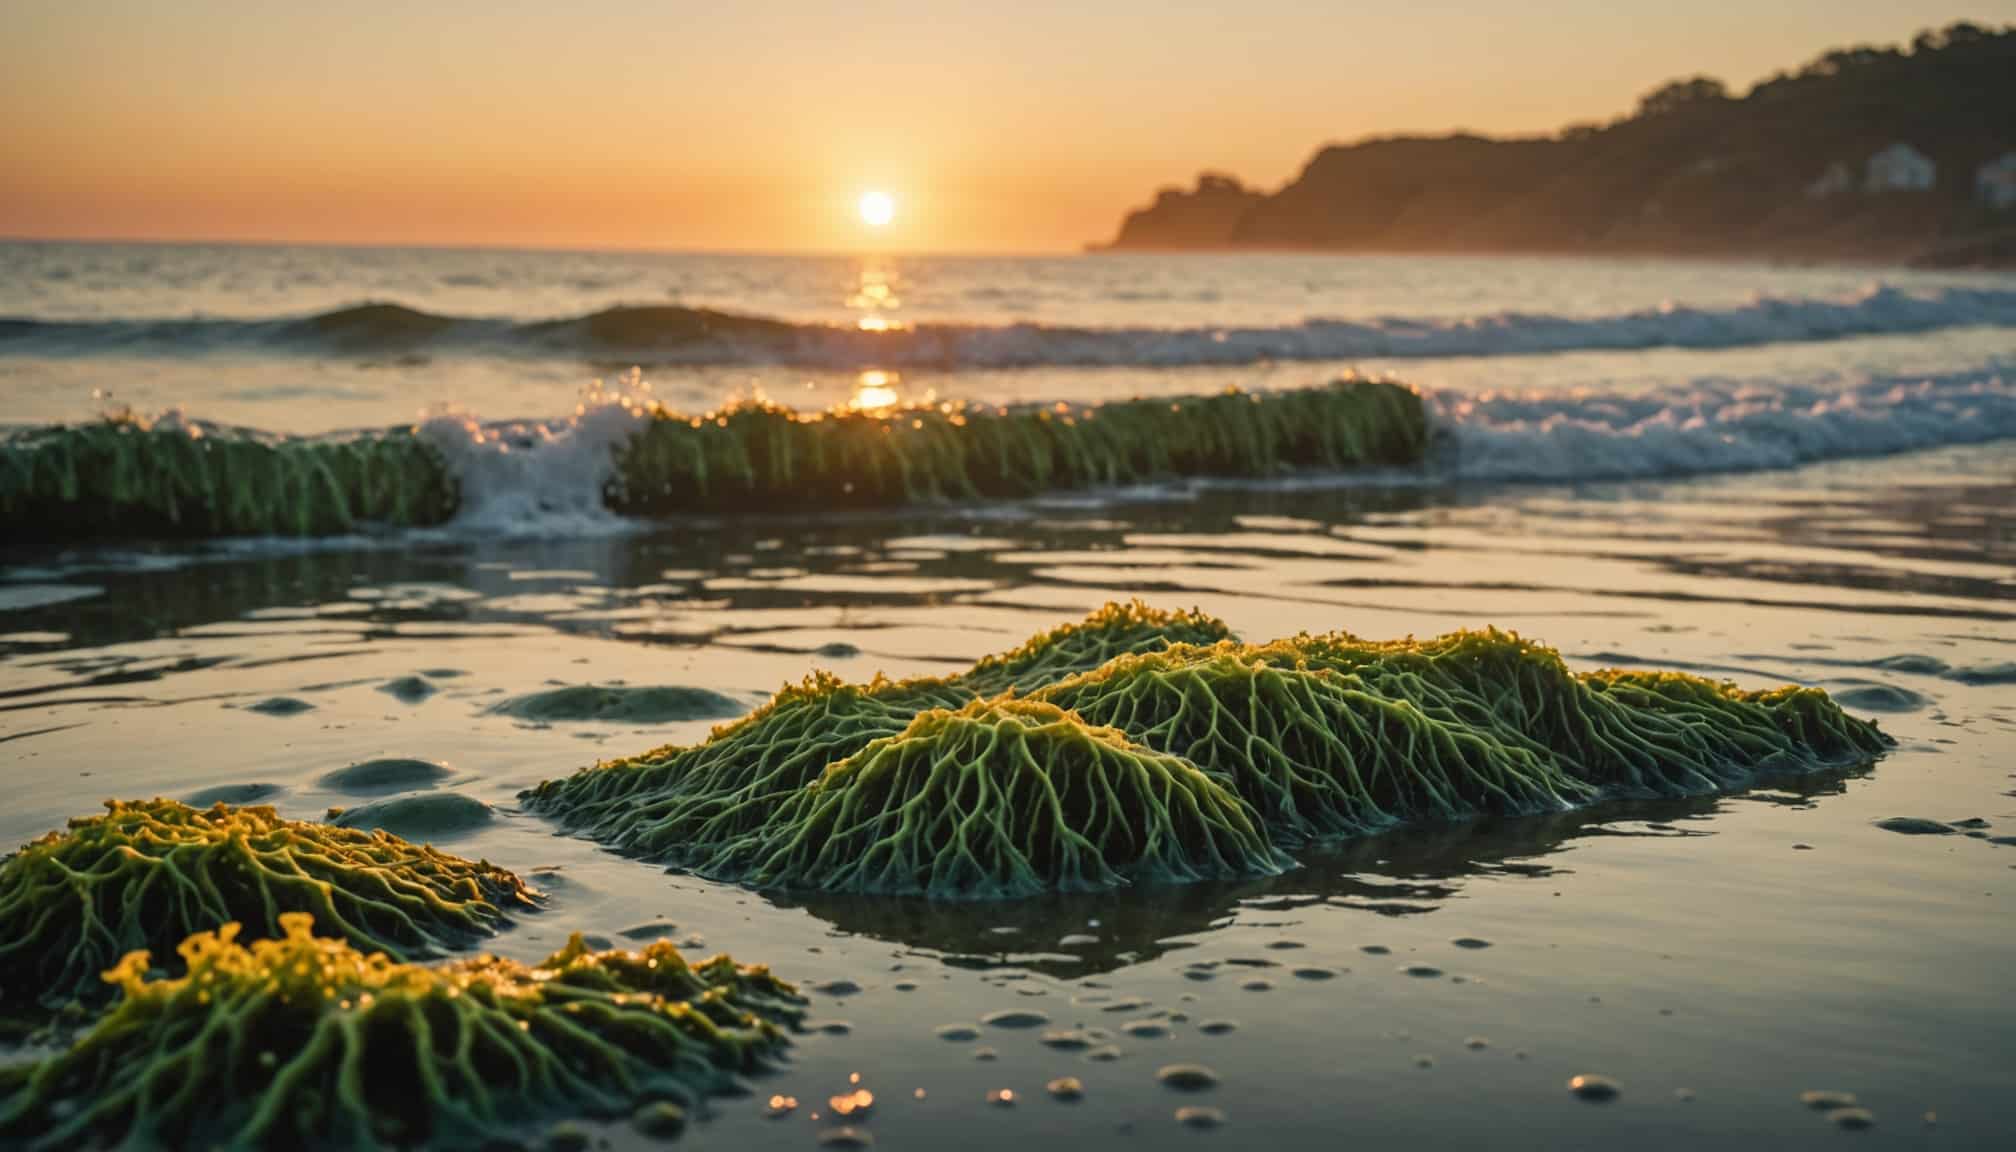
top-left (330, 791), bottom-right (496, 840)
top-left (490, 684), bottom-right (745, 724)
top-left (0, 799), bottom-right (536, 1012)
top-left (318, 756), bottom-right (454, 795)
top-left (0, 914), bottom-right (802, 1151)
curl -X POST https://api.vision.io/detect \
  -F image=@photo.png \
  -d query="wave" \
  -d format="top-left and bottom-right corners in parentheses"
top-left (1436, 368), bottom-right (2016, 482)
top-left (4, 284), bottom-right (2015, 368)
top-left (3, 370), bottom-right (2010, 542)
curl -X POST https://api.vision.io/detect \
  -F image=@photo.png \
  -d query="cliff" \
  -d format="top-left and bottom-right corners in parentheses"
top-left (1102, 23), bottom-right (2016, 265)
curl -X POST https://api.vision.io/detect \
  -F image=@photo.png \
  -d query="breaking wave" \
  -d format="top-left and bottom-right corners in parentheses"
top-left (2, 369), bottom-right (2010, 542)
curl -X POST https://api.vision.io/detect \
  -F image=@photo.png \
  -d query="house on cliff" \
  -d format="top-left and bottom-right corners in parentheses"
top-left (1865, 144), bottom-right (1936, 192)
top-left (1978, 152), bottom-right (2016, 208)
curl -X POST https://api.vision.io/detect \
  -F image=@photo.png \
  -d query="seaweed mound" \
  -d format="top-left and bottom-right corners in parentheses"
top-left (524, 672), bottom-right (971, 859)
top-left (524, 612), bottom-right (1889, 898)
top-left (1034, 643), bottom-right (1595, 842)
top-left (693, 699), bottom-right (1284, 898)
top-left (0, 913), bottom-right (802, 1151)
top-left (0, 800), bottom-right (536, 1012)
top-left (523, 602), bottom-right (1239, 856)
top-left (0, 417), bottom-right (453, 539)
top-left (1264, 629), bottom-right (1891, 796)
top-left (959, 600), bottom-right (1234, 695)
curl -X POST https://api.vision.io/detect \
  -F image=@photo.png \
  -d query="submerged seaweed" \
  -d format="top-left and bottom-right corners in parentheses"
top-left (488, 683), bottom-right (746, 724)
top-left (0, 913), bottom-right (802, 1151)
top-left (525, 606), bottom-right (1888, 899)
top-left (0, 800), bottom-right (536, 1013)
top-left (694, 698), bottom-right (1286, 898)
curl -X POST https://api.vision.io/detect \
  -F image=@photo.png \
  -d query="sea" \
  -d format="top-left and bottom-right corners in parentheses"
top-left (1, 241), bottom-right (2013, 1150)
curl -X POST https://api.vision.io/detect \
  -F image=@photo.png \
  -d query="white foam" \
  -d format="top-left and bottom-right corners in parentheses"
top-left (415, 376), bottom-right (657, 538)
top-left (1433, 369), bottom-right (2016, 483)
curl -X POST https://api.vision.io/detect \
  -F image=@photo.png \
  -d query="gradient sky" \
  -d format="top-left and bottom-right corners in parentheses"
top-left (4, 1), bottom-right (2012, 253)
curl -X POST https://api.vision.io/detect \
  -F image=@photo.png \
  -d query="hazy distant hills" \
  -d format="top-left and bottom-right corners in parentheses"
top-left (1102, 23), bottom-right (2016, 266)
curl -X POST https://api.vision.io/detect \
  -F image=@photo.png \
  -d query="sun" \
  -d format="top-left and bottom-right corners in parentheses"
top-left (858, 190), bottom-right (896, 229)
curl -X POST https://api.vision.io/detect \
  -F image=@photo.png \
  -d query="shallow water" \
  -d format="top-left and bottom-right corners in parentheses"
top-left (3, 437), bottom-right (2011, 1148)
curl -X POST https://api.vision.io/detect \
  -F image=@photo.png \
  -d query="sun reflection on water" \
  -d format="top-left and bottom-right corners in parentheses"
top-left (849, 370), bottom-right (902, 411)
top-left (847, 260), bottom-right (905, 332)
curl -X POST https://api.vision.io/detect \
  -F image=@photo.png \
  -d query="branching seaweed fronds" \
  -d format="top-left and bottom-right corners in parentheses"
top-left (0, 914), bottom-right (801, 1151)
top-left (695, 699), bottom-right (1285, 898)
top-left (0, 800), bottom-right (536, 1012)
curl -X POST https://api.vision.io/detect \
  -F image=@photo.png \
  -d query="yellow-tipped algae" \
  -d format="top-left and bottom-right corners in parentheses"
top-left (0, 913), bottom-right (803, 1151)
top-left (692, 698), bottom-right (1284, 897)
top-left (0, 799), bottom-right (537, 1015)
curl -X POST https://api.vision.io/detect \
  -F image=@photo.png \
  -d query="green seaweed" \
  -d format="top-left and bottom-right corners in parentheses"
top-left (0, 417), bottom-right (454, 538)
top-left (1033, 642), bottom-right (1596, 842)
top-left (524, 672), bottom-right (971, 859)
top-left (488, 684), bottom-right (745, 724)
top-left (1262, 629), bottom-right (1891, 796)
top-left (0, 800), bottom-right (536, 1014)
top-left (959, 601), bottom-right (1234, 695)
top-left (525, 607), bottom-right (1888, 898)
top-left (3, 380), bottom-right (1426, 539)
top-left (693, 699), bottom-right (1285, 898)
top-left (607, 378), bottom-right (1427, 513)
top-left (521, 602), bottom-right (1237, 857)
top-left (0, 913), bottom-right (802, 1151)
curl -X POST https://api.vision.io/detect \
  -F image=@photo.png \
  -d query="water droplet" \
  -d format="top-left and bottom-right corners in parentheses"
top-left (1047, 1077), bottom-right (1085, 1101)
top-left (1175, 1105), bottom-right (1226, 1129)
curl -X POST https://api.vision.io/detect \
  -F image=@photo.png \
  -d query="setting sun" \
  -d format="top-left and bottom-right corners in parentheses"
top-left (857, 190), bottom-right (896, 229)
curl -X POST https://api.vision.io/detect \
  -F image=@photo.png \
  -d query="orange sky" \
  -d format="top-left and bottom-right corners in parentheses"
top-left (3, 1), bottom-right (2009, 253)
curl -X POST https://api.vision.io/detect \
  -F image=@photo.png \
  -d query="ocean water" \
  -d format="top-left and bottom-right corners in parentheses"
top-left (2, 243), bottom-right (2014, 1150)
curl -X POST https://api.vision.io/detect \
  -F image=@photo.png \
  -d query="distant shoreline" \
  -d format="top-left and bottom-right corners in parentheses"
top-left (1084, 235), bottom-right (2016, 271)
top-left (1097, 23), bottom-right (2016, 272)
